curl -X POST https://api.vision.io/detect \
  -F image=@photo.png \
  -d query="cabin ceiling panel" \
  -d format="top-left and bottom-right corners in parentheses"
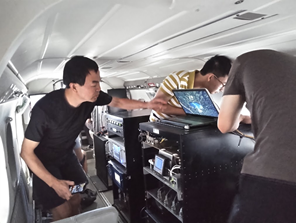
top-left (73, 4), bottom-right (184, 58)
top-left (3, 0), bottom-right (296, 87)
top-left (10, 20), bottom-right (48, 76)
top-left (43, 1), bottom-right (115, 59)
top-left (27, 78), bottom-right (58, 95)
top-left (91, 0), bottom-right (276, 60)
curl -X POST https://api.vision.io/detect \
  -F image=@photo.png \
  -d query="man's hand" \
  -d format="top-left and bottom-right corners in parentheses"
top-left (239, 115), bottom-right (251, 124)
top-left (51, 179), bottom-right (75, 200)
top-left (147, 98), bottom-right (167, 112)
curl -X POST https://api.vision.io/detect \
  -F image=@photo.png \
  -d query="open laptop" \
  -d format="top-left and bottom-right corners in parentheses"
top-left (159, 89), bottom-right (219, 129)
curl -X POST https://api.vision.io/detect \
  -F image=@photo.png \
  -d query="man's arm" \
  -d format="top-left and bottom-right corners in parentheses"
top-left (152, 90), bottom-right (185, 115)
top-left (20, 138), bottom-right (74, 200)
top-left (108, 95), bottom-right (166, 111)
top-left (217, 95), bottom-right (245, 133)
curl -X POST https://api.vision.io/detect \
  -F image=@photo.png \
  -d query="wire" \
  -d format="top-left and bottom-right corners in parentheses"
top-left (233, 129), bottom-right (255, 140)
top-left (170, 165), bottom-right (181, 178)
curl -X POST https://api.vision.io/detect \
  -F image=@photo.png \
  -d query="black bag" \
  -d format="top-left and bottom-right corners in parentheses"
top-left (80, 188), bottom-right (97, 209)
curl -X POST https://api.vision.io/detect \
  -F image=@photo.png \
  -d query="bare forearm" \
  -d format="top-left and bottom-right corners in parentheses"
top-left (160, 104), bottom-right (185, 115)
top-left (21, 151), bottom-right (57, 187)
top-left (115, 98), bottom-right (147, 110)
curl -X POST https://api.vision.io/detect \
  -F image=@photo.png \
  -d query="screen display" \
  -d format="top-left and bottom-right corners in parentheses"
top-left (70, 183), bottom-right (85, 194)
top-left (114, 172), bottom-right (121, 184)
top-left (113, 144), bottom-right (121, 160)
top-left (154, 155), bottom-right (165, 174)
top-left (174, 89), bottom-right (219, 117)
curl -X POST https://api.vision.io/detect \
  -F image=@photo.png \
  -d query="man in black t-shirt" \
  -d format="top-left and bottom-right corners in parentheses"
top-left (20, 56), bottom-right (165, 221)
top-left (218, 50), bottom-right (296, 223)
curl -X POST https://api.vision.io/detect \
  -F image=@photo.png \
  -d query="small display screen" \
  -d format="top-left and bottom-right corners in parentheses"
top-left (114, 172), bottom-right (121, 184)
top-left (70, 183), bottom-right (85, 194)
top-left (154, 155), bottom-right (165, 174)
top-left (113, 144), bottom-right (121, 160)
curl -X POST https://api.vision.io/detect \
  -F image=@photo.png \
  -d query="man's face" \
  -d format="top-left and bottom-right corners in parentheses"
top-left (208, 74), bottom-right (228, 94)
top-left (75, 70), bottom-right (101, 102)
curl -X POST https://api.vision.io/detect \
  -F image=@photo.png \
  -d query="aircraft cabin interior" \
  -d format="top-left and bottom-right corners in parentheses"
top-left (1, 0), bottom-right (296, 223)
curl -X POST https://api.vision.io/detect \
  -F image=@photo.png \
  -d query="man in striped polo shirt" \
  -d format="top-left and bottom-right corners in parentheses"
top-left (149, 55), bottom-right (231, 122)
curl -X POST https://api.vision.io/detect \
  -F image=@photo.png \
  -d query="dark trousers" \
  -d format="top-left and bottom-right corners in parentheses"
top-left (228, 174), bottom-right (296, 223)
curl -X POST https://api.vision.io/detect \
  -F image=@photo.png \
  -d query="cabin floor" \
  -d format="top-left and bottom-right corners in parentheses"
top-left (39, 147), bottom-right (124, 223)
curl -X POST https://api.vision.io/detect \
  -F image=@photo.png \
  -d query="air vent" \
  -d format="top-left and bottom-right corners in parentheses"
top-left (234, 12), bottom-right (266, 21)
top-left (101, 67), bottom-right (112, 69)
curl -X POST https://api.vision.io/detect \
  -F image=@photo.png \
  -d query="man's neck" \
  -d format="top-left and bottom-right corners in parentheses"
top-left (64, 88), bottom-right (82, 108)
top-left (193, 71), bottom-right (207, 88)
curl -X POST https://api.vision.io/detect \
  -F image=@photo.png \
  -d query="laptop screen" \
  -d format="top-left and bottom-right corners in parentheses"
top-left (173, 89), bottom-right (219, 118)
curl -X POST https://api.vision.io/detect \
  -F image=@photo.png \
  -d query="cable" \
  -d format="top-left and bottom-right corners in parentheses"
top-left (170, 165), bottom-right (181, 179)
top-left (233, 129), bottom-right (255, 140)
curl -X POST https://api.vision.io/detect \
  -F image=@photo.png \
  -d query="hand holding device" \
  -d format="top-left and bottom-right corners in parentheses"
top-left (69, 182), bottom-right (86, 194)
top-left (51, 179), bottom-right (75, 200)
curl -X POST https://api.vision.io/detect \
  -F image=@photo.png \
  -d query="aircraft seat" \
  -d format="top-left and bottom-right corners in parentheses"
top-left (53, 206), bottom-right (118, 223)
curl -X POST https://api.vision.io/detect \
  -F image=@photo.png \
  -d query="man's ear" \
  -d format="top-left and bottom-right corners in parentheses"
top-left (69, 83), bottom-right (77, 91)
top-left (207, 73), bottom-right (214, 82)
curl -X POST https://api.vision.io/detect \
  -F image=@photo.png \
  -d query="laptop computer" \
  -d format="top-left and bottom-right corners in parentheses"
top-left (159, 88), bottom-right (219, 129)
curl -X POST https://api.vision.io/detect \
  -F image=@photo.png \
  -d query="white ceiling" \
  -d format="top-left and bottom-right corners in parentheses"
top-left (1, 0), bottom-right (296, 93)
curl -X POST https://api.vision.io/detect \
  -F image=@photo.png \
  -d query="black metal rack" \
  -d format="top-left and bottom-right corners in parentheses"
top-left (93, 134), bottom-right (112, 191)
top-left (139, 122), bottom-right (254, 223)
top-left (106, 109), bottom-right (151, 223)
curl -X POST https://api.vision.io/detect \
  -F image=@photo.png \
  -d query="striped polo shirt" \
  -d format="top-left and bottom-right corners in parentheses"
top-left (149, 70), bottom-right (196, 122)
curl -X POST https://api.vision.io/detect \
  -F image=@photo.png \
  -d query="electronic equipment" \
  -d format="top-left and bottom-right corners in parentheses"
top-left (171, 194), bottom-right (182, 215)
top-left (159, 148), bottom-right (180, 168)
top-left (153, 154), bottom-right (166, 175)
top-left (106, 110), bottom-right (150, 223)
top-left (179, 207), bottom-right (183, 219)
top-left (152, 149), bottom-right (181, 176)
top-left (164, 189), bottom-right (176, 208)
top-left (106, 114), bottom-right (124, 137)
top-left (69, 182), bottom-right (86, 194)
top-left (157, 186), bottom-right (169, 202)
top-left (108, 137), bottom-right (126, 167)
top-left (107, 160), bottom-right (127, 191)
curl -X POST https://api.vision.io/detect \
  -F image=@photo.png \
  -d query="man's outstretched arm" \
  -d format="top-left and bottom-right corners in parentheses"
top-left (218, 95), bottom-right (246, 133)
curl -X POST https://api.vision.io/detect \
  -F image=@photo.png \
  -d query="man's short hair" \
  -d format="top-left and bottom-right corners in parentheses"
top-left (200, 55), bottom-right (232, 77)
top-left (63, 56), bottom-right (98, 88)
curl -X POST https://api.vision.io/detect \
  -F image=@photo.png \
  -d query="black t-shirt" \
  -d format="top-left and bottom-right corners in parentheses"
top-left (224, 49), bottom-right (296, 183)
top-left (25, 89), bottom-right (112, 165)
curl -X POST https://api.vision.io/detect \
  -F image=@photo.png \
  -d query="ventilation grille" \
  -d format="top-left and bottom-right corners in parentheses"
top-left (234, 12), bottom-right (266, 21)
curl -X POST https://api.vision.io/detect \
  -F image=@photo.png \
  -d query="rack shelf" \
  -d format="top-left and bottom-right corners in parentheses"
top-left (143, 167), bottom-right (180, 193)
top-left (146, 188), bottom-right (183, 222)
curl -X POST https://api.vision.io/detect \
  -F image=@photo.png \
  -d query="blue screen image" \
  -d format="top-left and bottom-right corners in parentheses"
top-left (155, 157), bottom-right (163, 170)
top-left (189, 102), bottom-right (203, 112)
top-left (113, 144), bottom-right (121, 160)
top-left (174, 90), bottom-right (219, 117)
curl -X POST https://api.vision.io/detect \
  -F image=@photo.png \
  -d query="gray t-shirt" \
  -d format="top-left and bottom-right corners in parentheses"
top-left (224, 49), bottom-right (296, 183)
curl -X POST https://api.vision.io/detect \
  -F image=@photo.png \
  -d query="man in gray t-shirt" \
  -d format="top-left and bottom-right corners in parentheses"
top-left (218, 50), bottom-right (296, 223)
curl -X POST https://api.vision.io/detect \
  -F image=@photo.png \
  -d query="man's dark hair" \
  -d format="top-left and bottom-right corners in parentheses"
top-left (200, 55), bottom-right (232, 77)
top-left (63, 56), bottom-right (98, 88)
